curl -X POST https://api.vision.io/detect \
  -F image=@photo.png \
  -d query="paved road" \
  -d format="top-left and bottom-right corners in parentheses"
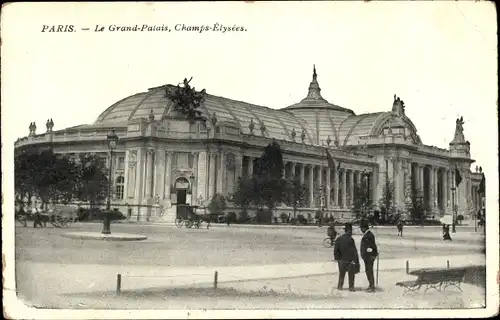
top-left (13, 223), bottom-right (487, 310)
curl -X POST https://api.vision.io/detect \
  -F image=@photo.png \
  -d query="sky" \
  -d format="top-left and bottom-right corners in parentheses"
top-left (2, 1), bottom-right (497, 177)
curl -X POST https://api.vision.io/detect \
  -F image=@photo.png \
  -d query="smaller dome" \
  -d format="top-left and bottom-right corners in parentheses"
top-left (282, 65), bottom-right (354, 114)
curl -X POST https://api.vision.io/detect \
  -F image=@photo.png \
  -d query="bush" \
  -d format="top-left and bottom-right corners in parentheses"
top-left (236, 211), bottom-right (250, 224)
top-left (77, 208), bottom-right (126, 221)
top-left (226, 212), bottom-right (237, 224)
top-left (256, 209), bottom-right (273, 224)
top-left (279, 212), bottom-right (289, 223)
top-left (314, 210), bottom-right (322, 219)
top-left (297, 214), bottom-right (308, 225)
top-left (457, 214), bottom-right (464, 221)
top-left (208, 193), bottom-right (227, 215)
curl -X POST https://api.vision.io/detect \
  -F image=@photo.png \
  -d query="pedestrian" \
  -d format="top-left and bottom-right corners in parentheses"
top-left (443, 224), bottom-right (452, 241)
top-left (360, 219), bottom-right (378, 292)
top-left (327, 221), bottom-right (337, 247)
top-left (333, 223), bottom-right (360, 292)
top-left (33, 205), bottom-right (44, 228)
top-left (397, 220), bottom-right (403, 237)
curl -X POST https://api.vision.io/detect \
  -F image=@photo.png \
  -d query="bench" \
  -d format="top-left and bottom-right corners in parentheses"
top-left (396, 267), bottom-right (466, 294)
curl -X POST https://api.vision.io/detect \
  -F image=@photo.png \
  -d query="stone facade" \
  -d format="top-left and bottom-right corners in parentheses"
top-left (15, 68), bottom-right (484, 222)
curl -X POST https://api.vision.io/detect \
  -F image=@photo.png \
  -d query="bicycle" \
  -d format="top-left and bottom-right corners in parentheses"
top-left (323, 237), bottom-right (336, 248)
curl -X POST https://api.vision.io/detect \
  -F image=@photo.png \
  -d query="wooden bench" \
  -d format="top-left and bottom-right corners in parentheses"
top-left (396, 267), bottom-right (466, 294)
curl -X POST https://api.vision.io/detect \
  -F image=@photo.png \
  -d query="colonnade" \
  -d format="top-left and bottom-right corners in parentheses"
top-left (242, 155), bottom-right (374, 209)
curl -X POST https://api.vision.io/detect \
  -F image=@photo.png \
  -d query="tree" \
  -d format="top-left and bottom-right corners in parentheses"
top-left (404, 187), bottom-right (425, 223)
top-left (14, 146), bottom-right (39, 207)
top-left (352, 175), bottom-right (373, 219)
top-left (208, 193), bottom-right (227, 215)
top-left (379, 178), bottom-right (395, 222)
top-left (74, 153), bottom-right (109, 215)
top-left (233, 176), bottom-right (254, 214)
top-left (253, 141), bottom-right (287, 213)
top-left (284, 178), bottom-right (308, 219)
top-left (165, 77), bottom-right (206, 122)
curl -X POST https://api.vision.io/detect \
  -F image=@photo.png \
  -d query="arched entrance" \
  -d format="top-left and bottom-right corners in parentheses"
top-left (174, 177), bottom-right (190, 205)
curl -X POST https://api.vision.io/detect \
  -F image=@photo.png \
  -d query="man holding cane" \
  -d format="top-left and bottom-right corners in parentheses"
top-left (360, 219), bottom-right (378, 292)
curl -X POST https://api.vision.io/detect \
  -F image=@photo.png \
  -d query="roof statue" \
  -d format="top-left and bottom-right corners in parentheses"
top-left (248, 118), bottom-right (255, 134)
top-left (392, 94), bottom-right (405, 116)
top-left (29, 122), bottom-right (37, 136)
top-left (451, 116), bottom-right (466, 143)
top-left (45, 118), bottom-right (54, 133)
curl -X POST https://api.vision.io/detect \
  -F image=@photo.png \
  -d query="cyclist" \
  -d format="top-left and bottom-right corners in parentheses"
top-left (327, 221), bottom-right (337, 246)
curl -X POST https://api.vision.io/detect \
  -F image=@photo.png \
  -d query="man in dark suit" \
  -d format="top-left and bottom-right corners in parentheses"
top-left (334, 223), bottom-right (360, 291)
top-left (360, 219), bottom-right (378, 292)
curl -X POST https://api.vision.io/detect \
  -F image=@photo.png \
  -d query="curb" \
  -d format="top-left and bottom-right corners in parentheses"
top-left (61, 232), bottom-right (148, 241)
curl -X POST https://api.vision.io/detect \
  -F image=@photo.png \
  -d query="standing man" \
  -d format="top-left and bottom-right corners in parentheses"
top-left (397, 220), bottom-right (404, 237)
top-left (360, 219), bottom-right (378, 292)
top-left (334, 223), bottom-right (360, 292)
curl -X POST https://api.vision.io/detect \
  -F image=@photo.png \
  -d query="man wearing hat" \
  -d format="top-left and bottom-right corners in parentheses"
top-left (334, 222), bottom-right (360, 291)
top-left (360, 218), bottom-right (378, 292)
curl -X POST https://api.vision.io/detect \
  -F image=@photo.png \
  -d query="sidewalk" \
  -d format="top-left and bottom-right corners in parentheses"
top-left (17, 253), bottom-right (485, 296)
top-left (17, 253), bottom-right (486, 310)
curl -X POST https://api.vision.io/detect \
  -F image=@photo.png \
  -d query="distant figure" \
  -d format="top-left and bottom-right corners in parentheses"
top-left (33, 206), bottom-right (44, 228)
top-left (443, 225), bottom-right (452, 241)
top-left (397, 221), bottom-right (404, 237)
top-left (334, 223), bottom-right (360, 292)
top-left (327, 221), bottom-right (337, 246)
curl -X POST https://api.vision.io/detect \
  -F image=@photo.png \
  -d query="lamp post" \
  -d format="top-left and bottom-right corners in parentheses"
top-left (103, 129), bottom-right (119, 235)
top-left (451, 187), bottom-right (456, 233)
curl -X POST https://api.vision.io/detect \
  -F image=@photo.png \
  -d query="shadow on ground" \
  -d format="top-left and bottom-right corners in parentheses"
top-left (62, 283), bottom-right (389, 302)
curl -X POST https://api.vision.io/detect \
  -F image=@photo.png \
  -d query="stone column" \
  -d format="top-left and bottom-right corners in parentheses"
top-left (191, 152), bottom-right (199, 202)
top-left (394, 160), bottom-right (401, 208)
top-left (208, 151), bottom-right (217, 199)
top-left (195, 151), bottom-right (207, 202)
top-left (341, 169), bottom-right (347, 208)
top-left (419, 165), bottom-right (425, 197)
top-left (348, 170), bottom-right (354, 207)
top-left (447, 169), bottom-right (452, 208)
top-left (134, 148), bottom-right (145, 202)
top-left (325, 167), bottom-right (331, 208)
top-left (123, 150), bottom-right (130, 200)
top-left (387, 158), bottom-right (394, 184)
top-left (333, 167), bottom-right (339, 207)
top-left (317, 165), bottom-right (323, 207)
top-left (370, 171), bottom-right (376, 203)
top-left (145, 149), bottom-right (155, 199)
top-left (290, 162), bottom-right (297, 180)
top-left (247, 156), bottom-right (254, 177)
top-left (155, 149), bottom-right (166, 200)
top-left (308, 165), bottom-right (314, 208)
top-left (164, 151), bottom-right (173, 199)
top-left (299, 163), bottom-right (305, 185)
top-left (235, 154), bottom-right (243, 180)
top-left (216, 151), bottom-right (225, 195)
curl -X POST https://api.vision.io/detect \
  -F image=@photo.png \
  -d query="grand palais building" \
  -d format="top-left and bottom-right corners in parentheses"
top-left (15, 67), bottom-right (485, 222)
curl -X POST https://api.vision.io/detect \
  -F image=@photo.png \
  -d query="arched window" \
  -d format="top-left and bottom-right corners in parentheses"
top-left (115, 176), bottom-right (125, 200)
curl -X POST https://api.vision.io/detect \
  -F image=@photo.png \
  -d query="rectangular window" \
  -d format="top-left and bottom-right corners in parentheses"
top-left (118, 156), bottom-right (125, 170)
top-left (98, 156), bottom-right (107, 169)
top-left (176, 152), bottom-right (189, 168)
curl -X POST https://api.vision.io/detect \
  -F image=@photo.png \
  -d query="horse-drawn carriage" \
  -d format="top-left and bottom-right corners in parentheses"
top-left (175, 204), bottom-right (211, 229)
top-left (16, 204), bottom-right (77, 228)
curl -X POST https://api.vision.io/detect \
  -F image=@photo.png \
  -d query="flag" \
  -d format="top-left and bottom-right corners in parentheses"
top-left (478, 173), bottom-right (485, 195)
top-left (455, 167), bottom-right (462, 187)
top-left (325, 148), bottom-right (336, 169)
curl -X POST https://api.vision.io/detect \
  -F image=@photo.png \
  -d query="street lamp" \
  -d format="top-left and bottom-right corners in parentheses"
top-left (103, 129), bottom-right (119, 235)
top-left (451, 187), bottom-right (456, 233)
